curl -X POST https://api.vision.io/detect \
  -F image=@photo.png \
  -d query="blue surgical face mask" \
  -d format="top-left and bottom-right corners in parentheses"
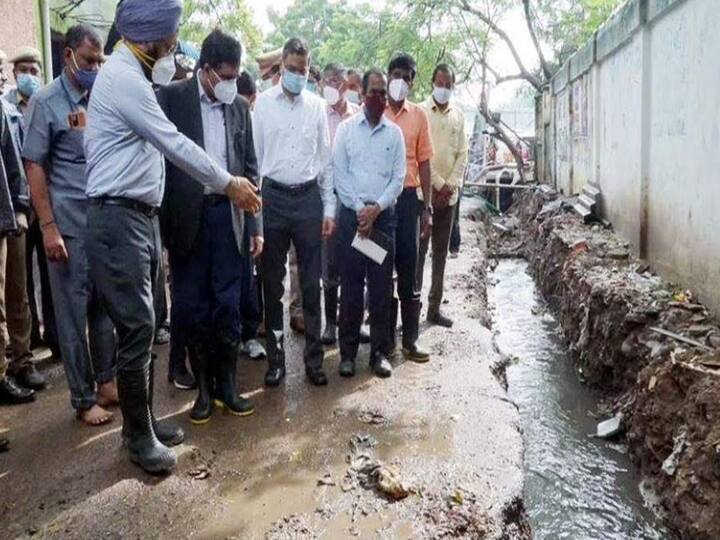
top-left (71, 50), bottom-right (98, 91)
top-left (282, 70), bottom-right (307, 96)
top-left (16, 73), bottom-right (41, 99)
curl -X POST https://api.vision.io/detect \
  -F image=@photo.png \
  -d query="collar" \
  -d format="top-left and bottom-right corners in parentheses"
top-left (359, 109), bottom-right (388, 132)
top-left (60, 70), bottom-right (87, 104)
top-left (385, 99), bottom-right (410, 117)
top-left (327, 99), bottom-right (355, 119)
top-left (117, 43), bottom-right (144, 75)
top-left (271, 83), bottom-right (304, 104)
top-left (197, 73), bottom-right (223, 108)
top-left (425, 96), bottom-right (454, 114)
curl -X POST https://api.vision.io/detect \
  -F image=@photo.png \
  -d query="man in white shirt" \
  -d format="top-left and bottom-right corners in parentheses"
top-left (319, 62), bottom-right (360, 347)
top-left (253, 38), bottom-right (335, 387)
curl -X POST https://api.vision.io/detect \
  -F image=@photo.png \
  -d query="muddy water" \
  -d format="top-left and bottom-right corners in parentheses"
top-left (490, 259), bottom-right (672, 540)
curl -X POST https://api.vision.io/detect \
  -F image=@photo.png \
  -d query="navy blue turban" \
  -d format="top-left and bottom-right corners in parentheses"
top-left (116, 0), bottom-right (183, 43)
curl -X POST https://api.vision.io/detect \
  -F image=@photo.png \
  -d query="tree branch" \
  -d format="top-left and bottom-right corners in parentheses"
top-left (458, 0), bottom-right (543, 91)
top-left (522, 0), bottom-right (552, 81)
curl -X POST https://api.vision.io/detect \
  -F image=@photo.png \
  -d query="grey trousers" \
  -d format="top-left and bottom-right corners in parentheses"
top-left (417, 203), bottom-right (456, 313)
top-left (47, 234), bottom-right (116, 410)
top-left (86, 204), bottom-right (159, 375)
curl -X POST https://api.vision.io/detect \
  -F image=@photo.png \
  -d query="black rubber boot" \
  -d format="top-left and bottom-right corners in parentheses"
top-left (386, 297), bottom-right (399, 356)
top-left (214, 342), bottom-right (255, 417)
top-left (321, 286), bottom-right (338, 346)
top-left (401, 299), bottom-right (430, 362)
top-left (118, 368), bottom-right (176, 474)
top-left (149, 359), bottom-right (184, 446)
top-left (188, 343), bottom-right (213, 425)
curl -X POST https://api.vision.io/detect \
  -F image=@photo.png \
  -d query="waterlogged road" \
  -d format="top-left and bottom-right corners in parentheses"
top-left (491, 259), bottom-right (673, 540)
top-left (0, 210), bottom-right (525, 539)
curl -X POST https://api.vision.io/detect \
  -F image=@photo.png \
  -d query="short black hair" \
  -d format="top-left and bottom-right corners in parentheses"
top-left (282, 37), bottom-right (309, 59)
top-left (198, 28), bottom-right (242, 70)
top-left (236, 71), bottom-right (256, 97)
top-left (65, 24), bottom-right (103, 50)
top-left (323, 62), bottom-right (347, 79)
top-left (308, 65), bottom-right (321, 84)
top-left (387, 53), bottom-right (417, 81)
top-left (362, 67), bottom-right (386, 94)
top-left (432, 63), bottom-right (456, 84)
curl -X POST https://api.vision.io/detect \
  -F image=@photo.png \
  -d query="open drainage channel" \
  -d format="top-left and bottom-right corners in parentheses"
top-left (489, 259), bottom-right (673, 539)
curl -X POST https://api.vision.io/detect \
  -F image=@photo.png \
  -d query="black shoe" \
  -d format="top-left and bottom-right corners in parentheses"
top-left (305, 367), bottom-right (328, 386)
top-left (14, 364), bottom-right (46, 390)
top-left (148, 359), bottom-right (185, 446)
top-left (169, 369), bottom-right (196, 391)
top-left (188, 343), bottom-right (213, 425)
top-left (370, 353), bottom-right (393, 378)
top-left (359, 328), bottom-right (371, 344)
top-left (339, 359), bottom-right (355, 377)
top-left (118, 369), bottom-right (176, 474)
top-left (428, 311), bottom-right (454, 328)
top-left (321, 323), bottom-right (337, 346)
top-left (0, 376), bottom-right (35, 405)
top-left (402, 343), bottom-right (431, 363)
top-left (264, 365), bottom-right (286, 387)
top-left (0, 438), bottom-right (8, 453)
top-left (214, 342), bottom-right (255, 417)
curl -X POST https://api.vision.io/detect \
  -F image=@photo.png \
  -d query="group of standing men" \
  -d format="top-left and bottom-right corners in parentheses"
top-left (0, 0), bottom-right (468, 474)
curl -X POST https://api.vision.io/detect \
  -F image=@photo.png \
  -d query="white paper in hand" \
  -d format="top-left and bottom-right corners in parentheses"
top-left (352, 233), bottom-right (388, 265)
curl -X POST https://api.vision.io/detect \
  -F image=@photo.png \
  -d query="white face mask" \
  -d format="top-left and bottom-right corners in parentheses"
top-left (346, 90), bottom-right (360, 104)
top-left (323, 86), bottom-right (341, 107)
top-left (432, 86), bottom-right (452, 105)
top-left (152, 52), bottom-right (176, 86)
top-left (211, 68), bottom-right (237, 105)
top-left (388, 78), bottom-right (410, 102)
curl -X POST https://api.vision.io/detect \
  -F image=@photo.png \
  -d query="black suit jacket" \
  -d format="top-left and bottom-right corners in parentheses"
top-left (157, 77), bottom-right (261, 258)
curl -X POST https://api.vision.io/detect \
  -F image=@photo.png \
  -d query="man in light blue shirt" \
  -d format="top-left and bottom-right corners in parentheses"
top-left (82, 0), bottom-right (260, 475)
top-left (333, 68), bottom-right (405, 378)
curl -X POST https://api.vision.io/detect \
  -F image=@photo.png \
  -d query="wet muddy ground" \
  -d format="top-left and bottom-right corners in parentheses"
top-left (0, 207), bottom-right (526, 539)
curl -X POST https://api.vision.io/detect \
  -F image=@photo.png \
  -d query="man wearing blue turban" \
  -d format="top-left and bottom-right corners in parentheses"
top-left (84, 0), bottom-right (262, 474)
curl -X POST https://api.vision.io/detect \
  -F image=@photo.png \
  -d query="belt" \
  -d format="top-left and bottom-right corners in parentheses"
top-left (204, 193), bottom-right (228, 207)
top-left (264, 177), bottom-right (318, 194)
top-left (90, 196), bottom-right (159, 218)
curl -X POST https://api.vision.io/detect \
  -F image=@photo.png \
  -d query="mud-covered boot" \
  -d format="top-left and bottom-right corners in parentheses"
top-left (215, 342), bottom-right (255, 417)
top-left (188, 343), bottom-right (213, 425)
top-left (401, 299), bottom-right (430, 363)
top-left (149, 359), bottom-right (184, 446)
top-left (118, 368), bottom-right (176, 474)
top-left (321, 286), bottom-right (339, 346)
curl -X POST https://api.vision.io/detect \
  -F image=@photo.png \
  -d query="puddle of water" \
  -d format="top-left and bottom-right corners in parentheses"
top-left (490, 259), bottom-right (672, 540)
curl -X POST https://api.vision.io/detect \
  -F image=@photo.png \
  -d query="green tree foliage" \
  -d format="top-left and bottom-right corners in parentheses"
top-left (267, 0), bottom-right (473, 99)
top-left (534, 0), bottom-right (623, 66)
top-left (181, 0), bottom-right (263, 63)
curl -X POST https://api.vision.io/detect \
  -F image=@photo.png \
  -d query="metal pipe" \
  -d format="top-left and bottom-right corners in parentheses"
top-left (39, 0), bottom-right (53, 83)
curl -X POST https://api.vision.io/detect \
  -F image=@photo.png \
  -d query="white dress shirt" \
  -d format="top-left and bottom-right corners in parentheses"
top-left (198, 75), bottom-right (228, 194)
top-left (252, 84), bottom-right (334, 218)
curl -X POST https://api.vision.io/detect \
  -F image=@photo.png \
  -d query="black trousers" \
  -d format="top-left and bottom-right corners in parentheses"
top-left (26, 219), bottom-right (57, 348)
top-left (395, 187), bottom-right (421, 302)
top-left (240, 223), bottom-right (263, 342)
top-left (261, 180), bottom-right (323, 370)
top-left (338, 205), bottom-right (396, 361)
top-left (450, 192), bottom-right (462, 253)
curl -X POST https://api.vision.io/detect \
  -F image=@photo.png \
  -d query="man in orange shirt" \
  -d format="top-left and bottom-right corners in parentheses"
top-left (384, 53), bottom-right (433, 362)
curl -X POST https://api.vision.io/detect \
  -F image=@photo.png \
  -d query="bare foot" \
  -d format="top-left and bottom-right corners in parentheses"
top-left (96, 380), bottom-right (119, 407)
top-left (77, 404), bottom-right (114, 426)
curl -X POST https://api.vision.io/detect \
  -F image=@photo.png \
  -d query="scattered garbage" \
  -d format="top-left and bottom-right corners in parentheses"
top-left (596, 414), bottom-right (624, 439)
top-left (357, 409), bottom-right (387, 425)
top-left (662, 429), bottom-right (688, 476)
top-left (188, 465), bottom-right (210, 481)
top-left (317, 474), bottom-right (336, 487)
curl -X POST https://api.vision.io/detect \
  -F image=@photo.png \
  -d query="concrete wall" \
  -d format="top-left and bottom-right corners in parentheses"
top-left (0, 0), bottom-right (40, 81)
top-left (542, 0), bottom-right (720, 312)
